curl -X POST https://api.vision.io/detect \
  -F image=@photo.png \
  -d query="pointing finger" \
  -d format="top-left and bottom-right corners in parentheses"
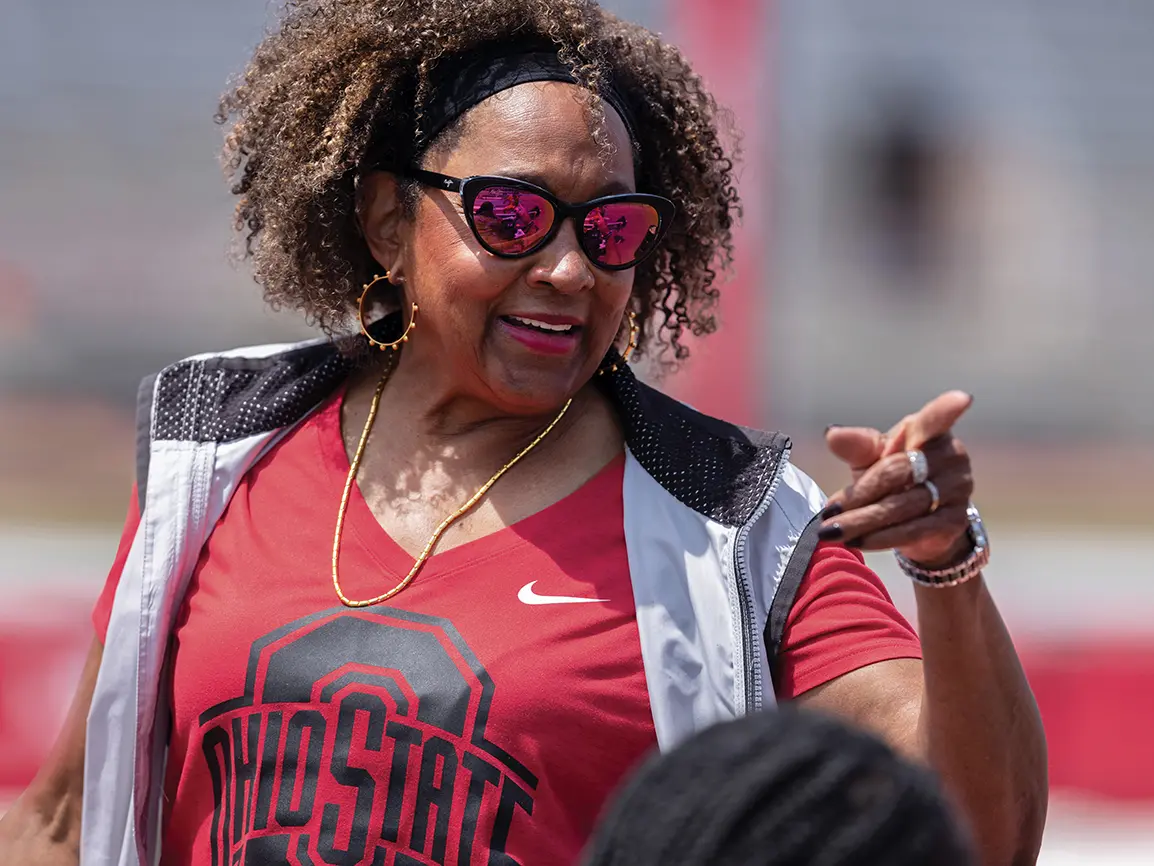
top-left (882, 391), bottom-right (973, 456)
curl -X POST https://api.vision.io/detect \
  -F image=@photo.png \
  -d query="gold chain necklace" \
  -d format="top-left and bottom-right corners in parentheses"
top-left (332, 354), bottom-right (574, 608)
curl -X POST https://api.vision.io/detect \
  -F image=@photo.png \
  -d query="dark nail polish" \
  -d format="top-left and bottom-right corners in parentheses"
top-left (845, 539), bottom-right (863, 549)
top-left (821, 503), bottom-right (844, 520)
top-left (817, 523), bottom-right (844, 542)
top-left (824, 424), bottom-right (842, 436)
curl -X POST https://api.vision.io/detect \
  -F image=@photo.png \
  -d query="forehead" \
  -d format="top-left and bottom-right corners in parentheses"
top-left (431, 81), bottom-right (636, 195)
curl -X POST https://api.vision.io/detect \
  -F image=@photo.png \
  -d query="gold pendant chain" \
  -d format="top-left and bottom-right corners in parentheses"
top-left (332, 354), bottom-right (574, 608)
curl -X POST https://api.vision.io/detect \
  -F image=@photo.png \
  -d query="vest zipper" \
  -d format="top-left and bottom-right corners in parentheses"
top-left (732, 440), bottom-right (791, 714)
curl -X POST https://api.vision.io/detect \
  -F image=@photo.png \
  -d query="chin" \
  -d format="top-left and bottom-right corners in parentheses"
top-left (488, 364), bottom-right (591, 415)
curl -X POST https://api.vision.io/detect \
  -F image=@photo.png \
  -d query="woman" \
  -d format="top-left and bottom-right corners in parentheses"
top-left (0, 1), bottom-right (1046, 864)
top-left (583, 706), bottom-right (974, 865)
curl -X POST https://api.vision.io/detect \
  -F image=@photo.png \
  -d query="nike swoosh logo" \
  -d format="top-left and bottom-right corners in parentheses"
top-left (517, 581), bottom-right (609, 606)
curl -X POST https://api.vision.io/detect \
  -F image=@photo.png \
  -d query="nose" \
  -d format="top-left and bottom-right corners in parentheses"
top-left (527, 218), bottom-right (596, 295)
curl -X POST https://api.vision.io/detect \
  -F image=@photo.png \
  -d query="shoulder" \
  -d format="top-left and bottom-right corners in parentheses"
top-left (161, 335), bottom-right (345, 378)
top-left (140, 337), bottom-right (352, 444)
top-left (601, 369), bottom-right (806, 528)
top-left (773, 461), bottom-right (829, 532)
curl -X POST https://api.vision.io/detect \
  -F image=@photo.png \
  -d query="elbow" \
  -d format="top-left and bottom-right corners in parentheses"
top-left (1011, 768), bottom-right (1049, 866)
top-left (991, 794), bottom-right (1047, 866)
top-left (987, 725), bottom-right (1050, 866)
top-left (1015, 705), bottom-right (1050, 864)
top-left (970, 795), bottom-right (1047, 866)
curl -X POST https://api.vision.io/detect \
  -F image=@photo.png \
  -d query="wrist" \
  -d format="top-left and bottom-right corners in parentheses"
top-left (896, 504), bottom-right (989, 588)
top-left (910, 534), bottom-right (975, 571)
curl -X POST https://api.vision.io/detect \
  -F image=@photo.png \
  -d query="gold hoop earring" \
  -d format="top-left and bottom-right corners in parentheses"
top-left (358, 272), bottom-right (418, 351)
top-left (600, 310), bottom-right (639, 375)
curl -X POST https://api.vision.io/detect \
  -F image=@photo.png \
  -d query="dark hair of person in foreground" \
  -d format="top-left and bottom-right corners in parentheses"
top-left (583, 707), bottom-right (974, 866)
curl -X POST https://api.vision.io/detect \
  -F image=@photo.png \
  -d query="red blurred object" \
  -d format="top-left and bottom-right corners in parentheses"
top-left (0, 608), bottom-right (92, 794)
top-left (0, 260), bottom-right (36, 337)
top-left (666, 0), bottom-right (773, 428)
top-left (1023, 641), bottom-right (1154, 802)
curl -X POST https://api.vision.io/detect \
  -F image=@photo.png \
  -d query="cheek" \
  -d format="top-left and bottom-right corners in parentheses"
top-left (595, 273), bottom-right (636, 321)
top-left (410, 205), bottom-right (516, 309)
top-left (583, 275), bottom-right (637, 350)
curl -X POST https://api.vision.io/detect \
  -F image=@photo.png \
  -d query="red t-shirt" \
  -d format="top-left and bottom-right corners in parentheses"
top-left (94, 390), bottom-right (920, 865)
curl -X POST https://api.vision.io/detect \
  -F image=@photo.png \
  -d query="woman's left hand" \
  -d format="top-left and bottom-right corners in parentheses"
top-left (812, 391), bottom-right (1049, 866)
top-left (819, 391), bottom-right (976, 568)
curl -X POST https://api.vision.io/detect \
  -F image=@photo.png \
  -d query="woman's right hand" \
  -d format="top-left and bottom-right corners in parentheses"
top-left (0, 637), bottom-right (101, 866)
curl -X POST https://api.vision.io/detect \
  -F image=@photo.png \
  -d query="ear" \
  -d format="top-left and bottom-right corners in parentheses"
top-left (357, 171), bottom-right (410, 278)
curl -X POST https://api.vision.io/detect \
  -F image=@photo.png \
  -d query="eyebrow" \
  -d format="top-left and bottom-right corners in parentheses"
top-left (488, 170), bottom-right (635, 198)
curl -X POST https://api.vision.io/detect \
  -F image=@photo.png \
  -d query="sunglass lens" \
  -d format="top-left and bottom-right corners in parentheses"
top-left (581, 202), bottom-right (662, 267)
top-left (472, 186), bottom-right (555, 255)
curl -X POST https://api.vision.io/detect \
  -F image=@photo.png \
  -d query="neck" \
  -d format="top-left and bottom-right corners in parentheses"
top-left (364, 349), bottom-right (591, 463)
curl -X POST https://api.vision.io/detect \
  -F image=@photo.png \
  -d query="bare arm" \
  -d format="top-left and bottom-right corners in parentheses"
top-left (808, 392), bottom-right (1048, 865)
top-left (799, 577), bottom-right (1048, 866)
top-left (0, 637), bottom-right (101, 865)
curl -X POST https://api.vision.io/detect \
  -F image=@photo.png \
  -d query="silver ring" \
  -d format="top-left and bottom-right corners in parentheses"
top-left (907, 450), bottom-right (930, 486)
top-left (923, 480), bottom-right (941, 514)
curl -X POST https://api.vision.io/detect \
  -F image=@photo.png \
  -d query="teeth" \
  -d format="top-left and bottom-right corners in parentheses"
top-left (509, 316), bottom-right (575, 333)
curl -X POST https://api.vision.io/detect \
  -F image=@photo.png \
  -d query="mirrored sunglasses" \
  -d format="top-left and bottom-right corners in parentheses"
top-left (400, 168), bottom-right (676, 271)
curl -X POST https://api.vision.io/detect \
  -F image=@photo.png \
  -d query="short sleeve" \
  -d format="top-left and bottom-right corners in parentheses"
top-left (774, 541), bottom-right (922, 701)
top-left (92, 484), bottom-right (141, 643)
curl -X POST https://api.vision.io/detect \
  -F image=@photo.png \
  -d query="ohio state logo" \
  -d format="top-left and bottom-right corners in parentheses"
top-left (198, 608), bottom-right (537, 865)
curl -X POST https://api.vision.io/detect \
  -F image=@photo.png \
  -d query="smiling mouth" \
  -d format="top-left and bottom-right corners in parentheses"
top-left (500, 315), bottom-right (580, 336)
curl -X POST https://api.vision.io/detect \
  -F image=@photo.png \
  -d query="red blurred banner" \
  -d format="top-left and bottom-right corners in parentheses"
top-left (0, 608), bottom-right (92, 794)
top-left (666, 0), bottom-right (774, 428)
top-left (1023, 642), bottom-right (1154, 802)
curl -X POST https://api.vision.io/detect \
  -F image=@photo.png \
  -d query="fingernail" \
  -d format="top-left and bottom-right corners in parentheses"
top-left (820, 503), bottom-right (844, 520)
top-left (817, 523), bottom-right (844, 542)
top-left (824, 424), bottom-right (842, 436)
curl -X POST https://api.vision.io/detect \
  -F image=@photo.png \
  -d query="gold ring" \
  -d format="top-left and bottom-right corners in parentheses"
top-left (924, 480), bottom-right (941, 514)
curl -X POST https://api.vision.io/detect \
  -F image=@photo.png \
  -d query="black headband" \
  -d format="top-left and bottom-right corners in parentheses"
top-left (416, 50), bottom-right (639, 152)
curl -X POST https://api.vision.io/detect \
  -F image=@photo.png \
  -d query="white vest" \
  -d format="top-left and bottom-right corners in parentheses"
top-left (81, 338), bottom-right (827, 866)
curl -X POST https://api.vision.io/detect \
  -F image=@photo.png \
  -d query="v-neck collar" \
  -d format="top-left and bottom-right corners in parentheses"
top-left (314, 384), bottom-right (625, 586)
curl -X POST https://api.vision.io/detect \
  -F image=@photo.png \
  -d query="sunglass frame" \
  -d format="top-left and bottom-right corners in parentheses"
top-left (401, 168), bottom-right (676, 271)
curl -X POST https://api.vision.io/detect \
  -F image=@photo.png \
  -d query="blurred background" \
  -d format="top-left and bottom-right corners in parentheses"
top-left (2, 0), bottom-right (1152, 860)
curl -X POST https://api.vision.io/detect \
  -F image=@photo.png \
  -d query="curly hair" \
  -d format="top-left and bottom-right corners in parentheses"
top-left (217, 0), bottom-right (740, 363)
